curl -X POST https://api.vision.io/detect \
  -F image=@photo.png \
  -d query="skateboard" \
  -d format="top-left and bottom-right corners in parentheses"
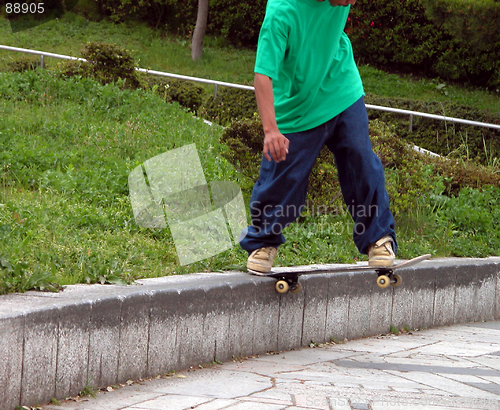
top-left (248, 254), bottom-right (431, 294)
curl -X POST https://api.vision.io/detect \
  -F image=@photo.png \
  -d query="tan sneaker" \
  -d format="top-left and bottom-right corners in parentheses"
top-left (247, 247), bottom-right (278, 274)
top-left (368, 236), bottom-right (395, 268)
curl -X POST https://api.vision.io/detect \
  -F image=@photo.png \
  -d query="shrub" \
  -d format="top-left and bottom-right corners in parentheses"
top-left (420, 0), bottom-right (500, 52)
top-left (97, 0), bottom-right (197, 29)
top-left (347, 0), bottom-right (500, 88)
top-left (142, 76), bottom-right (204, 113)
top-left (7, 56), bottom-right (41, 72)
top-left (347, 0), bottom-right (442, 75)
top-left (57, 59), bottom-right (91, 78)
top-left (369, 119), bottom-right (500, 197)
top-left (219, 118), bottom-right (262, 192)
top-left (432, 157), bottom-right (500, 196)
top-left (201, 87), bottom-right (257, 126)
top-left (364, 93), bottom-right (500, 167)
top-left (82, 41), bottom-right (141, 88)
top-left (207, 0), bottom-right (267, 47)
top-left (96, 0), bottom-right (265, 46)
top-left (57, 41), bottom-right (141, 89)
top-left (368, 120), bottom-right (444, 216)
top-left (220, 118), bottom-right (500, 221)
top-left (204, 89), bottom-right (500, 168)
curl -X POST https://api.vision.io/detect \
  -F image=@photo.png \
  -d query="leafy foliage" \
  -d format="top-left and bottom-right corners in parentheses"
top-left (7, 56), bottom-right (41, 72)
top-left (420, 0), bottom-right (500, 52)
top-left (97, 0), bottom-right (198, 31)
top-left (201, 87), bottom-right (258, 126)
top-left (58, 41), bottom-right (141, 89)
top-left (207, 0), bottom-right (267, 47)
top-left (142, 76), bottom-right (204, 113)
top-left (0, 256), bottom-right (61, 295)
top-left (220, 117), bottom-right (499, 218)
top-left (364, 93), bottom-right (500, 167)
top-left (96, 0), bottom-right (266, 46)
top-left (347, 0), bottom-right (500, 88)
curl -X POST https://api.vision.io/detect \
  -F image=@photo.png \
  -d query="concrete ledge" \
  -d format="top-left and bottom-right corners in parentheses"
top-left (1, 257), bottom-right (499, 409)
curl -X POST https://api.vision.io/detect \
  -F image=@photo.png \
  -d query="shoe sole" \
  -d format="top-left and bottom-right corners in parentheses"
top-left (369, 260), bottom-right (395, 268)
top-left (247, 262), bottom-right (272, 274)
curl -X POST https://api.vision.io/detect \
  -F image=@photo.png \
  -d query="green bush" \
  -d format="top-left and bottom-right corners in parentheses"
top-left (220, 118), bottom-right (500, 220)
top-left (368, 119), bottom-right (500, 197)
top-left (142, 76), bottom-right (204, 113)
top-left (58, 41), bottom-right (141, 89)
top-left (7, 56), bottom-right (41, 72)
top-left (203, 88), bottom-right (500, 168)
top-left (364, 93), bottom-right (500, 166)
top-left (347, 0), bottom-right (442, 75)
top-left (201, 87), bottom-right (257, 126)
top-left (96, 0), bottom-right (265, 46)
top-left (96, 0), bottom-right (197, 30)
top-left (347, 0), bottom-right (500, 88)
top-left (420, 0), bottom-right (500, 51)
top-left (207, 0), bottom-right (266, 47)
top-left (432, 157), bottom-right (500, 196)
top-left (58, 41), bottom-right (204, 111)
top-left (219, 118), bottom-right (262, 192)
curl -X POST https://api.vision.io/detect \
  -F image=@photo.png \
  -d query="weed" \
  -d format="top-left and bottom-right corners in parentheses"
top-left (0, 256), bottom-right (61, 295)
top-left (79, 378), bottom-right (96, 398)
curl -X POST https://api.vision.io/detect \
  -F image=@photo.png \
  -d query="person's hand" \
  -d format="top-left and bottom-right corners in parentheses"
top-left (263, 130), bottom-right (289, 163)
top-left (329, 0), bottom-right (356, 6)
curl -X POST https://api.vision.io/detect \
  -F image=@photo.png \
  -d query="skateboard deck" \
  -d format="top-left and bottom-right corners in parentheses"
top-left (248, 254), bottom-right (431, 293)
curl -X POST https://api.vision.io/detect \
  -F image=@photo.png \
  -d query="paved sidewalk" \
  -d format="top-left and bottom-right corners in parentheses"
top-left (42, 321), bottom-right (500, 410)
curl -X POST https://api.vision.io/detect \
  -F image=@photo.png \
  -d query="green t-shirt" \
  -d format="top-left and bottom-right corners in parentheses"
top-left (254, 0), bottom-right (364, 134)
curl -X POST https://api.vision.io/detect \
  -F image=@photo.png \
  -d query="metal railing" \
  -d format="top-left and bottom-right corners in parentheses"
top-left (1, 44), bottom-right (500, 131)
top-left (364, 104), bottom-right (500, 132)
top-left (0, 45), bottom-right (254, 97)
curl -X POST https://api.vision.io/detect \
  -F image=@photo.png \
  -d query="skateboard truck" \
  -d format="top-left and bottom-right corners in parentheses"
top-left (375, 269), bottom-right (402, 289)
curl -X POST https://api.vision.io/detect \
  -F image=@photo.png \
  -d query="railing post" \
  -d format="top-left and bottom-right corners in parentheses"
top-left (409, 114), bottom-right (413, 132)
top-left (40, 54), bottom-right (44, 69)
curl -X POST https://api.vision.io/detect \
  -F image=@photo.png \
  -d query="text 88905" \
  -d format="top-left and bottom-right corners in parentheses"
top-left (6, 3), bottom-right (45, 14)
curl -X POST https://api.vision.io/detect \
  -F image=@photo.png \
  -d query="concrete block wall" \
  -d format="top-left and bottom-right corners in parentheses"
top-left (0, 257), bottom-right (499, 409)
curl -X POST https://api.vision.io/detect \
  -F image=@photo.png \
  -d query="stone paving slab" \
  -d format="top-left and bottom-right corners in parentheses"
top-left (40, 321), bottom-right (500, 410)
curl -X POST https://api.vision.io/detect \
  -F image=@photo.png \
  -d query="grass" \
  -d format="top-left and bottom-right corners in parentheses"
top-left (0, 14), bottom-right (499, 293)
top-left (1, 13), bottom-right (499, 113)
top-left (359, 65), bottom-right (500, 113)
top-left (0, 70), bottom-right (248, 291)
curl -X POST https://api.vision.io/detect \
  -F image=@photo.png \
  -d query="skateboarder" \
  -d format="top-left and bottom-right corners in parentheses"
top-left (240, 0), bottom-right (397, 273)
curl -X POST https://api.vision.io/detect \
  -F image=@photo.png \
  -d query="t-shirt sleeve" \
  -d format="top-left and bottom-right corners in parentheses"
top-left (254, 12), bottom-right (288, 81)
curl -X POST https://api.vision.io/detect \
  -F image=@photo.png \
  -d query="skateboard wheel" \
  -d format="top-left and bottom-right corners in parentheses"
top-left (391, 274), bottom-right (402, 287)
top-left (290, 283), bottom-right (302, 294)
top-left (376, 275), bottom-right (391, 289)
top-left (276, 280), bottom-right (289, 293)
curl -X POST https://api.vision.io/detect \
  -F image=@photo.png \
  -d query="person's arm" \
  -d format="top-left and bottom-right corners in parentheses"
top-left (254, 73), bottom-right (289, 163)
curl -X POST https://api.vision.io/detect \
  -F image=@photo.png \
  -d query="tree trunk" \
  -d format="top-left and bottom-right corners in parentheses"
top-left (191, 0), bottom-right (209, 61)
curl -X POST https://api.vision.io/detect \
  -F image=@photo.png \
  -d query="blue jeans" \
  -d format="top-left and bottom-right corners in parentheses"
top-left (240, 97), bottom-right (397, 255)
